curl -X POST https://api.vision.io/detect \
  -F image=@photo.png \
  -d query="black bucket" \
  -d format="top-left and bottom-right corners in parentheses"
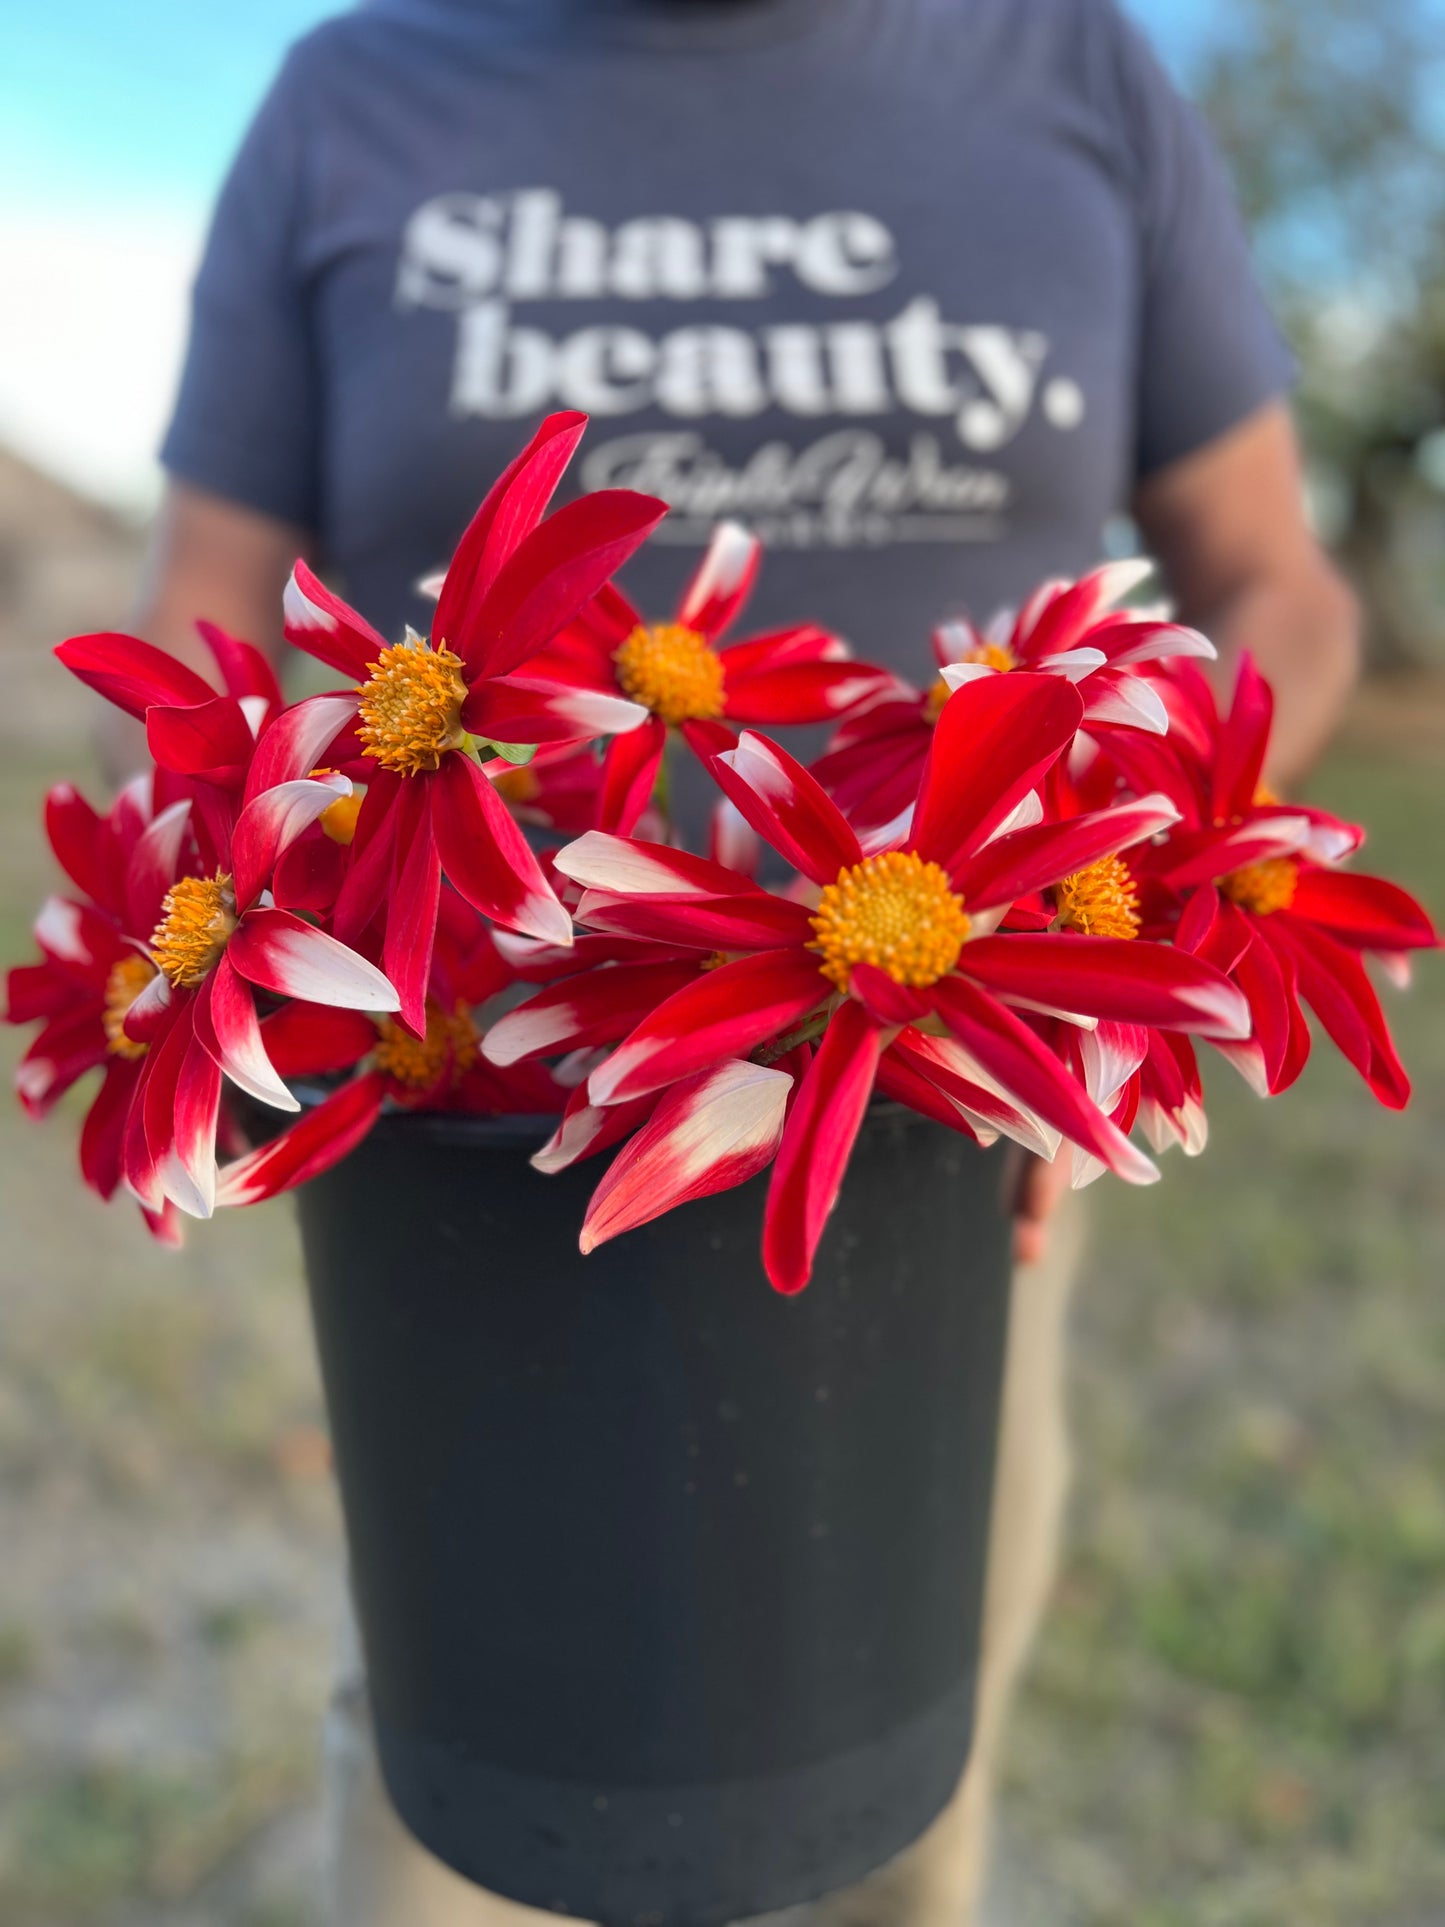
top-left (296, 1103), bottom-right (1013, 1926)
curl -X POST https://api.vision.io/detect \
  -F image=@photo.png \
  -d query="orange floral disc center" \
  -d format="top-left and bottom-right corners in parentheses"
top-left (309, 769), bottom-right (366, 846)
top-left (1220, 855), bottom-right (1298, 917)
top-left (150, 873), bottom-right (237, 988)
top-left (810, 850), bottom-right (970, 994)
top-left (102, 951), bottom-right (159, 1058)
top-left (373, 999), bottom-right (480, 1093)
top-left (357, 639), bottom-right (469, 776)
top-left (614, 623), bottom-right (725, 727)
top-left (963, 639), bottom-right (1016, 674)
top-left (1053, 854), bottom-right (1141, 939)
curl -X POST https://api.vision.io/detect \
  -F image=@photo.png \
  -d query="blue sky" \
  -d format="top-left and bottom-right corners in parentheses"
top-left (0, 1), bottom-right (1218, 507)
top-left (2, 2), bottom-right (1217, 220)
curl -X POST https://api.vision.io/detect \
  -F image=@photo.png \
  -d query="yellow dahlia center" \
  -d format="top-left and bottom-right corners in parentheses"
top-left (357, 640), bottom-right (469, 776)
top-left (810, 850), bottom-right (970, 994)
top-left (964, 640), bottom-right (1016, 674)
top-left (613, 623), bottom-right (725, 727)
top-left (102, 951), bottom-right (158, 1059)
top-left (373, 999), bottom-right (480, 1093)
top-left (150, 873), bottom-right (237, 988)
top-left (1221, 856), bottom-right (1298, 917)
top-left (1053, 855), bottom-right (1141, 940)
top-left (309, 769), bottom-right (365, 846)
top-left (492, 763), bottom-right (542, 806)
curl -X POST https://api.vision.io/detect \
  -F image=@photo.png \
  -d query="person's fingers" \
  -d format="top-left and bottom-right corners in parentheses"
top-left (1008, 1150), bottom-right (1071, 1266)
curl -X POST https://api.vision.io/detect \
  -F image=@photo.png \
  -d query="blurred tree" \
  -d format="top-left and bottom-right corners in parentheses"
top-left (1195, 0), bottom-right (1445, 668)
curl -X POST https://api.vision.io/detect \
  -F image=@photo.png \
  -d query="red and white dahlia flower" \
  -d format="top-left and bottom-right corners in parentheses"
top-left (488, 673), bottom-right (1251, 1291)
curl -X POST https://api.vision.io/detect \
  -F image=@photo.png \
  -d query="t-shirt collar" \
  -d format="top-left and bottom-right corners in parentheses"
top-left (358, 0), bottom-right (841, 53)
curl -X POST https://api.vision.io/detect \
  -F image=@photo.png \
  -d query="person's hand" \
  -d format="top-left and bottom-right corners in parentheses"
top-left (1006, 1150), bottom-right (1072, 1266)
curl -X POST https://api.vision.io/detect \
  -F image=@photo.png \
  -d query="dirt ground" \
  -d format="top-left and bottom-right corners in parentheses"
top-left (2, 670), bottom-right (1443, 1925)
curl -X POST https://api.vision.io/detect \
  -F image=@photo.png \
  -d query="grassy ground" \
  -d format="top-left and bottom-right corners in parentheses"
top-left (1000, 742), bottom-right (1445, 1926)
top-left (1, 727), bottom-right (1441, 1925)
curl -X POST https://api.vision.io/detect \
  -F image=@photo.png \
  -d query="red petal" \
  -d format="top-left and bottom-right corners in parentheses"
top-left (5, 960), bottom-right (79, 1025)
top-left (483, 960), bottom-right (704, 1065)
top-left (717, 624), bottom-right (848, 675)
top-left (124, 798), bottom-right (192, 939)
top-left (599, 716), bottom-right (668, 835)
top-left (196, 618), bottom-right (283, 713)
top-left (431, 754), bottom-right (573, 946)
top-left (708, 732), bottom-right (861, 885)
top-left (164, 1016), bottom-right (224, 1217)
top-left (13, 1006), bottom-right (107, 1116)
top-left (461, 490), bottom-right (668, 680)
top-left (54, 632), bottom-right (215, 719)
top-left (331, 771), bottom-right (401, 948)
top-left (195, 953), bottom-right (299, 1111)
top-left (722, 660), bottom-right (897, 727)
top-left (462, 674), bottom-right (646, 745)
top-left (874, 1044), bottom-right (987, 1143)
top-left (957, 934), bottom-right (1251, 1039)
top-left (581, 1058), bottom-right (792, 1251)
top-left (956, 795), bottom-right (1179, 911)
top-left (848, 960), bottom-right (931, 1028)
top-left (231, 773), bottom-right (352, 909)
top-left (590, 949), bottom-right (830, 1105)
top-left (384, 784), bottom-right (443, 1035)
top-left (1270, 916), bottom-right (1411, 1108)
top-left (931, 974), bottom-right (1158, 1183)
top-left (553, 830), bottom-right (759, 899)
top-left (530, 1081), bottom-right (655, 1174)
top-left (260, 1000), bottom-right (377, 1078)
top-left (436, 412), bottom-right (587, 659)
top-left (761, 1000), bottom-right (881, 1294)
top-left (283, 561), bottom-right (389, 681)
top-left (910, 672), bottom-right (1082, 871)
top-left (79, 1058), bottom-right (138, 1199)
top-left (146, 696), bottom-right (257, 786)
top-left (44, 784), bottom-right (111, 908)
top-left (215, 1073), bottom-right (386, 1207)
top-left (1212, 652), bottom-right (1274, 823)
top-left (242, 692), bottom-right (360, 806)
top-left (573, 888), bottom-right (813, 954)
top-left (229, 908), bottom-right (401, 1011)
top-left (1289, 867), bottom-right (1438, 952)
top-left (675, 521), bottom-right (760, 639)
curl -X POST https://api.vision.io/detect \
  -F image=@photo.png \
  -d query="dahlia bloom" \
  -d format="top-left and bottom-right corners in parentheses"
top-left (1107, 656), bottom-right (1438, 1105)
top-left (278, 411), bottom-right (666, 1028)
top-left (5, 778), bottom-right (180, 1242)
top-left (813, 560), bottom-right (1215, 833)
top-left (489, 674), bottom-right (1251, 1291)
top-left (522, 520), bottom-right (896, 835)
top-left (114, 757), bottom-right (398, 1222)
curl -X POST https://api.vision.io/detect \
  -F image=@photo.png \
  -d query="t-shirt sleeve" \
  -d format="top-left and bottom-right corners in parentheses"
top-left (160, 51), bottom-right (322, 529)
top-left (1100, 6), bottom-right (1297, 480)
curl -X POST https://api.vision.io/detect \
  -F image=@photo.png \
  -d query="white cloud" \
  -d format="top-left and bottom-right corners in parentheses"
top-left (0, 202), bottom-right (201, 514)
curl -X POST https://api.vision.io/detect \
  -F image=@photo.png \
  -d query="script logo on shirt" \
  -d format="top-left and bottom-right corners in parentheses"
top-left (395, 188), bottom-right (1086, 549)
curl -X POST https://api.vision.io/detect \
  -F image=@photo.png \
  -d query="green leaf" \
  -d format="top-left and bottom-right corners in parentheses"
top-left (481, 740), bottom-right (539, 766)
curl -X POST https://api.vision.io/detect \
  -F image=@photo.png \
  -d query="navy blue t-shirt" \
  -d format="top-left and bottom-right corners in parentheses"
top-left (163, 0), bottom-right (1293, 665)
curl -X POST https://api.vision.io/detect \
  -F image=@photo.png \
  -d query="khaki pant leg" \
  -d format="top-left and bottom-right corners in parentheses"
top-left (756, 1202), bottom-right (1083, 1927)
top-left (323, 1602), bottom-right (564, 1927)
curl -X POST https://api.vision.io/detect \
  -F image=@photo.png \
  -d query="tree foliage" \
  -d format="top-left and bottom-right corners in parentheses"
top-left (1195, 0), bottom-right (1445, 666)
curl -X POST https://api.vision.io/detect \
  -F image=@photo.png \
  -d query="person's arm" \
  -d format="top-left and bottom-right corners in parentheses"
top-left (1133, 400), bottom-right (1361, 788)
top-left (99, 479), bottom-right (313, 782)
